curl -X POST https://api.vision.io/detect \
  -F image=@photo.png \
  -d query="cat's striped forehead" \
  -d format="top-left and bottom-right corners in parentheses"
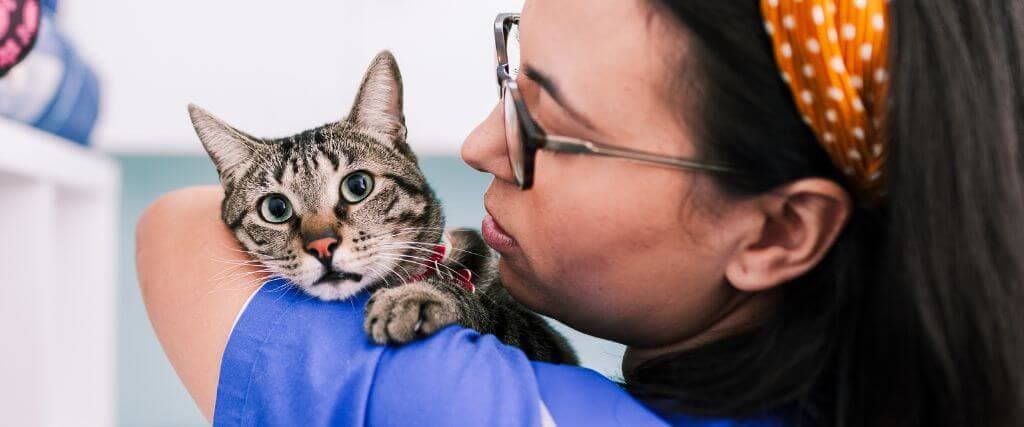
top-left (221, 121), bottom-right (434, 230)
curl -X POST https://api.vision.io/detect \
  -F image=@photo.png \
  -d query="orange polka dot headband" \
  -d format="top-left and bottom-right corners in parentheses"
top-left (761, 0), bottom-right (890, 202)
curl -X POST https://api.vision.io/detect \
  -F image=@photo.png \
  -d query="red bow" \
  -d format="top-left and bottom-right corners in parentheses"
top-left (407, 243), bottom-right (475, 293)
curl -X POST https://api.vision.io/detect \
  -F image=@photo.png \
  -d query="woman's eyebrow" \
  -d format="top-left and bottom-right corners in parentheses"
top-left (522, 64), bottom-right (599, 132)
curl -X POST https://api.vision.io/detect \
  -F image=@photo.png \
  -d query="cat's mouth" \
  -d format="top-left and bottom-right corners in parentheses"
top-left (315, 270), bottom-right (364, 285)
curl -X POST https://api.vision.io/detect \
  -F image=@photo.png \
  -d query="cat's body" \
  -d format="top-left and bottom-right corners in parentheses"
top-left (189, 51), bottom-right (577, 365)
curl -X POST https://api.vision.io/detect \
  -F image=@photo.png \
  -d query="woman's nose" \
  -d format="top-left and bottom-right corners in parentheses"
top-left (461, 101), bottom-right (515, 184)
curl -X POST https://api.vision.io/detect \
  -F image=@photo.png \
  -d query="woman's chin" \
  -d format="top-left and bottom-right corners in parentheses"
top-left (497, 259), bottom-right (557, 317)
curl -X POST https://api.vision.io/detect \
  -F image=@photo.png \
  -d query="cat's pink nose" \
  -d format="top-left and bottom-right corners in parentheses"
top-left (306, 237), bottom-right (338, 260)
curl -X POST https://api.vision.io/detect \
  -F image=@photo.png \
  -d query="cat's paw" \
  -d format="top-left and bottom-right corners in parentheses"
top-left (364, 282), bottom-right (458, 345)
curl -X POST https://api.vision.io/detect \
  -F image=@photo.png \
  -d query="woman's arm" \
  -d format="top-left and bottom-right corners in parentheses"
top-left (134, 189), bottom-right (701, 426)
top-left (135, 185), bottom-right (261, 421)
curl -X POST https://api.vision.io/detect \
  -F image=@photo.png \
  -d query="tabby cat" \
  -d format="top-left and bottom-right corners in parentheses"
top-left (188, 51), bottom-right (577, 365)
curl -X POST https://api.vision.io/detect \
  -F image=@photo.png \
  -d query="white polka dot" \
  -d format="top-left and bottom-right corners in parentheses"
top-left (781, 42), bottom-right (793, 58)
top-left (860, 43), bottom-right (873, 60)
top-left (851, 75), bottom-right (864, 89)
top-left (806, 38), bottom-right (821, 53)
top-left (830, 56), bottom-right (846, 72)
top-left (802, 115), bottom-right (813, 125)
top-left (783, 14), bottom-right (796, 29)
top-left (868, 170), bottom-right (882, 181)
top-left (828, 87), bottom-right (845, 101)
top-left (852, 127), bottom-right (865, 140)
top-left (823, 131), bottom-right (836, 143)
top-left (852, 98), bottom-right (865, 112)
top-left (843, 23), bottom-right (857, 40)
top-left (843, 166), bottom-right (856, 176)
top-left (873, 14), bottom-right (885, 31)
top-left (872, 144), bottom-right (883, 157)
top-left (874, 68), bottom-right (888, 83)
top-left (827, 27), bottom-right (839, 42)
top-left (801, 90), bottom-right (815, 104)
top-left (764, 21), bottom-right (774, 35)
top-left (803, 63), bottom-right (816, 77)
top-left (847, 148), bottom-right (862, 160)
top-left (854, 0), bottom-right (867, 9)
top-left (826, 109), bottom-right (838, 122)
top-left (812, 6), bottom-right (825, 25)
top-left (781, 71), bottom-right (791, 83)
top-left (768, 0), bottom-right (779, 7)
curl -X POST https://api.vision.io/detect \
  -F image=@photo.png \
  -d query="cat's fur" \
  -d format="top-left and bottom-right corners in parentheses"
top-left (189, 51), bottom-right (577, 365)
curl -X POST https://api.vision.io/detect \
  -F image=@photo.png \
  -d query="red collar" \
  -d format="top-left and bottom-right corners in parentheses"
top-left (406, 238), bottom-right (475, 293)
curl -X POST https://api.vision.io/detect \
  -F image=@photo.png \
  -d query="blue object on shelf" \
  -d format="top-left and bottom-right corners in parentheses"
top-left (0, 12), bottom-right (100, 146)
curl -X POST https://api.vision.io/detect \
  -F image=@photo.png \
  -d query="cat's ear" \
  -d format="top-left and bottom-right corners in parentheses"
top-left (188, 103), bottom-right (262, 181)
top-left (348, 50), bottom-right (406, 138)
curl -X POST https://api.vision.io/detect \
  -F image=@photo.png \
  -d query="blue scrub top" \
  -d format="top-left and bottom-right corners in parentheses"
top-left (214, 278), bottom-right (790, 426)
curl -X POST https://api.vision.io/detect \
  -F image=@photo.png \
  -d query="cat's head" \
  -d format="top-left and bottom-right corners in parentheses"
top-left (188, 51), bottom-right (444, 300)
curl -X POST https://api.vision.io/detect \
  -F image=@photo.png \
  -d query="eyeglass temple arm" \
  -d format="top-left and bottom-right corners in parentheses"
top-left (544, 136), bottom-right (744, 175)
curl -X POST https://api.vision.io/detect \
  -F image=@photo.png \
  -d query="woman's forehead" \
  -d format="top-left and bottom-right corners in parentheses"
top-left (519, 0), bottom-right (692, 143)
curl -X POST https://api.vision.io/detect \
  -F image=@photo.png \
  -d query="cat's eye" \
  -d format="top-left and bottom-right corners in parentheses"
top-left (341, 172), bottom-right (374, 203)
top-left (258, 194), bottom-right (294, 224)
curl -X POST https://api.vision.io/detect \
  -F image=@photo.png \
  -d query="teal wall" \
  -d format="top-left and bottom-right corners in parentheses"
top-left (117, 155), bottom-right (624, 426)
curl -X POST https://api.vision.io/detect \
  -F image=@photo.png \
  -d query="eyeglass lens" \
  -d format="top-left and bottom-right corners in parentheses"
top-left (503, 86), bottom-right (525, 185)
top-left (502, 21), bottom-right (526, 186)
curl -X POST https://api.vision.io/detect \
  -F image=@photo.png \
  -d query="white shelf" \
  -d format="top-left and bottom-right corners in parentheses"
top-left (0, 120), bottom-right (119, 426)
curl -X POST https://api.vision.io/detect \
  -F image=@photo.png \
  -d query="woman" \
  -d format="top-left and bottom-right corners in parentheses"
top-left (137, 0), bottom-right (1024, 425)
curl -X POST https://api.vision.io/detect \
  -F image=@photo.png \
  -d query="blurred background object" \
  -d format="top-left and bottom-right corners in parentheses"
top-left (0, 0), bottom-right (100, 144)
top-left (1, 1), bottom-right (626, 425)
top-left (1, 1), bottom-right (115, 426)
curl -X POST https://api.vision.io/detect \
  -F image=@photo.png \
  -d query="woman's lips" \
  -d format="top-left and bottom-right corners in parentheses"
top-left (482, 213), bottom-right (518, 253)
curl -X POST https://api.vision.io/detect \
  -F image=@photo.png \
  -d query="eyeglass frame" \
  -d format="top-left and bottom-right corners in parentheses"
top-left (493, 13), bottom-right (747, 190)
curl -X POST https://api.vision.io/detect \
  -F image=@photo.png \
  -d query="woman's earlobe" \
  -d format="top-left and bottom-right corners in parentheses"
top-left (725, 178), bottom-right (852, 292)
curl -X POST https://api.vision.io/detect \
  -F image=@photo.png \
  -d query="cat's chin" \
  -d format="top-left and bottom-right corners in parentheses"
top-left (298, 278), bottom-right (371, 301)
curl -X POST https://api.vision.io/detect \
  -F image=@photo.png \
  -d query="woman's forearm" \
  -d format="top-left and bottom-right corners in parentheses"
top-left (135, 185), bottom-right (262, 421)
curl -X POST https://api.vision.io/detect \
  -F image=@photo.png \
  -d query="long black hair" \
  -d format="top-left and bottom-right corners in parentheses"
top-left (626, 1), bottom-right (1024, 425)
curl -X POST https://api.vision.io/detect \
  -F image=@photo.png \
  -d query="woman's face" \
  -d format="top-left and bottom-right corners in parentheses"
top-left (462, 0), bottom-right (759, 349)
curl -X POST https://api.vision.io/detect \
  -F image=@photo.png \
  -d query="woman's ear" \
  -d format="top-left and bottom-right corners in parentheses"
top-left (724, 178), bottom-right (852, 292)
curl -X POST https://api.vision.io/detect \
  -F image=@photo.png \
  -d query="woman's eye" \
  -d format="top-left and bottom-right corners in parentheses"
top-left (259, 195), bottom-right (293, 223)
top-left (341, 172), bottom-right (374, 203)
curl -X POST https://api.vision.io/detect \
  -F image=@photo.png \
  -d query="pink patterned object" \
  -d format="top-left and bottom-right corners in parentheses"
top-left (0, 0), bottom-right (39, 76)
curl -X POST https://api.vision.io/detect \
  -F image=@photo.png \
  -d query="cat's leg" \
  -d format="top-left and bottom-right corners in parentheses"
top-left (363, 281), bottom-right (463, 344)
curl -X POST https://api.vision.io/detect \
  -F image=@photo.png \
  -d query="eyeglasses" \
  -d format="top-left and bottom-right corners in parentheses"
top-left (493, 13), bottom-right (746, 190)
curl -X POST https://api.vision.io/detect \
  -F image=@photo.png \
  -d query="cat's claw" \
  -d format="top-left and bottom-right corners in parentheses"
top-left (364, 281), bottom-right (458, 344)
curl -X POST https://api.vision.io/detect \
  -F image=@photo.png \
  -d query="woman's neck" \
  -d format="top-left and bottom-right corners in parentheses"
top-left (621, 289), bottom-right (779, 376)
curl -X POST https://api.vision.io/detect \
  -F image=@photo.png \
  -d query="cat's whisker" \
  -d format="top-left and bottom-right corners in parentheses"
top-left (374, 237), bottom-right (491, 258)
top-left (361, 228), bottom-right (445, 244)
top-left (210, 268), bottom-right (277, 283)
top-left (215, 241), bottom-right (282, 258)
top-left (374, 252), bottom-right (467, 284)
top-left (365, 225), bottom-right (446, 236)
top-left (373, 248), bottom-right (473, 274)
top-left (365, 255), bottom-right (418, 284)
top-left (209, 259), bottom-right (266, 267)
top-left (204, 275), bottom-right (277, 296)
top-left (207, 260), bottom-right (275, 278)
top-left (366, 260), bottom-right (397, 289)
top-left (380, 241), bottom-right (489, 259)
top-left (373, 243), bottom-right (475, 271)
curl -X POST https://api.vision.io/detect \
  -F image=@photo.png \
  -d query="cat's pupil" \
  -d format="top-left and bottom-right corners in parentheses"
top-left (268, 198), bottom-right (288, 218)
top-left (347, 175), bottom-right (368, 196)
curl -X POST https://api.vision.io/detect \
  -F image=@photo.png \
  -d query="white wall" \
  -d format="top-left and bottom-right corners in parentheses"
top-left (60, 0), bottom-right (524, 155)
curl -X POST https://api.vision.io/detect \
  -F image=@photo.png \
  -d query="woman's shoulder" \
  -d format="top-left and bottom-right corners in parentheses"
top-left (215, 278), bottom-right (792, 426)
